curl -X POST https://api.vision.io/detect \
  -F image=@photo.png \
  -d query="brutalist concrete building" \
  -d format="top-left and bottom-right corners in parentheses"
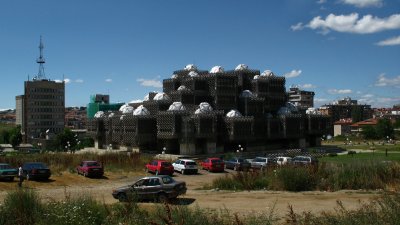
top-left (87, 64), bottom-right (331, 155)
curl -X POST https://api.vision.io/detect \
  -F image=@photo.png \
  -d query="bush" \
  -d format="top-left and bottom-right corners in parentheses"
top-left (0, 189), bottom-right (43, 225)
top-left (277, 166), bottom-right (317, 191)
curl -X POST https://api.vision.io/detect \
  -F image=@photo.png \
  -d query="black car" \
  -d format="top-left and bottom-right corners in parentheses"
top-left (224, 157), bottom-right (251, 171)
top-left (22, 162), bottom-right (51, 180)
top-left (112, 175), bottom-right (187, 202)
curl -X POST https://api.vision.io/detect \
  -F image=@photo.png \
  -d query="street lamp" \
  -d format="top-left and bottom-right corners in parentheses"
top-left (162, 147), bottom-right (166, 154)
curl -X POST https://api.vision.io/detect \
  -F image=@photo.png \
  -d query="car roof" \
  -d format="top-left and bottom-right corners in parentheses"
top-left (178, 159), bottom-right (195, 162)
top-left (207, 157), bottom-right (221, 160)
top-left (142, 175), bottom-right (170, 179)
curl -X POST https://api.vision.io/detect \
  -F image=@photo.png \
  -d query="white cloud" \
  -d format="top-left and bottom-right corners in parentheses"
top-left (105, 79), bottom-right (112, 83)
top-left (137, 78), bottom-right (162, 88)
top-left (300, 84), bottom-right (316, 89)
top-left (376, 35), bottom-right (400, 46)
top-left (375, 73), bottom-right (400, 87)
top-left (328, 89), bottom-right (353, 94)
top-left (317, 0), bottom-right (326, 4)
top-left (306, 13), bottom-right (400, 34)
top-left (362, 94), bottom-right (374, 98)
top-left (284, 70), bottom-right (302, 78)
top-left (291, 23), bottom-right (304, 31)
top-left (64, 78), bottom-right (71, 84)
top-left (75, 79), bottom-right (84, 83)
top-left (341, 0), bottom-right (383, 8)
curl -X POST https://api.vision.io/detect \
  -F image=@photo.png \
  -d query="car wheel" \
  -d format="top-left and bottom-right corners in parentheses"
top-left (9, 177), bottom-right (14, 182)
top-left (182, 169), bottom-right (185, 175)
top-left (118, 193), bottom-right (127, 202)
top-left (83, 172), bottom-right (88, 177)
top-left (158, 193), bottom-right (168, 203)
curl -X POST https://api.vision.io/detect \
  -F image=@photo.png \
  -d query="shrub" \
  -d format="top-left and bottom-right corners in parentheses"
top-left (277, 166), bottom-right (317, 191)
top-left (0, 189), bottom-right (43, 225)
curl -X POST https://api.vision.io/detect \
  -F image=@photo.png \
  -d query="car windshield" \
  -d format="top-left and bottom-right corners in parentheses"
top-left (161, 162), bottom-right (171, 167)
top-left (237, 158), bottom-right (244, 163)
top-left (0, 164), bottom-right (12, 169)
top-left (161, 176), bottom-right (175, 184)
top-left (211, 159), bottom-right (222, 163)
top-left (87, 162), bottom-right (100, 166)
top-left (185, 161), bottom-right (196, 165)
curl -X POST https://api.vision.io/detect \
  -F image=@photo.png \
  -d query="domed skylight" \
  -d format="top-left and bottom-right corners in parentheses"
top-left (240, 90), bottom-right (254, 98)
top-left (226, 109), bottom-right (242, 118)
top-left (133, 105), bottom-right (150, 116)
top-left (184, 64), bottom-right (197, 71)
top-left (188, 71), bottom-right (199, 77)
top-left (261, 70), bottom-right (274, 77)
top-left (94, 111), bottom-right (105, 118)
top-left (168, 102), bottom-right (186, 111)
top-left (177, 85), bottom-right (188, 91)
top-left (277, 103), bottom-right (298, 115)
top-left (210, 66), bottom-right (224, 73)
top-left (153, 92), bottom-right (171, 101)
top-left (235, 64), bottom-right (248, 71)
top-left (195, 102), bottom-right (213, 114)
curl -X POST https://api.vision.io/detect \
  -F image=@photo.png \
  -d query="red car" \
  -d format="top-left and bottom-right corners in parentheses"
top-left (200, 158), bottom-right (225, 172)
top-left (145, 160), bottom-right (174, 176)
top-left (76, 161), bottom-right (104, 178)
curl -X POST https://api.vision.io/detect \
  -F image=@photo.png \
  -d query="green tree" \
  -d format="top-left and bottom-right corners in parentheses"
top-left (53, 128), bottom-right (77, 152)
top-left (8, 126), bottom-right (22, 148)
top-left (361, 125), bottom-right (377, 139)
top-left (375, 119), bottom-right (394, 139)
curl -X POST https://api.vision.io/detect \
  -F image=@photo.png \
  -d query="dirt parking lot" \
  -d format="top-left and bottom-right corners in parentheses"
top-left (0, 168), bottom-right (380, 217)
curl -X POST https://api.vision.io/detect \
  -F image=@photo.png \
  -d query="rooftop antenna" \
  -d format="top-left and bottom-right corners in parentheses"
top-left (35, 35), bottom-right (46, 80)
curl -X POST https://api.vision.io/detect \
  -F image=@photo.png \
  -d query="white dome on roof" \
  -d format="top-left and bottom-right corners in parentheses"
top-left (188, 71), bottom-right (199, 77)
top-left (184, 64), bottom-right (197, 71)
top-left (306, 107), bottom-right (321, 115)
top-left (240, 90), bottom-right (253, 98)
top-left (253, 75), bottom-right (260, 80)
top-left (133, 105), bottom-right (150, 116)
top-left (235, 64), bottom-right (248, 71)
top-left (177, 85), bottom-right (188, 91)
top-left (171, 74), bottom-right (178, 79)
top-left (210, 66), bottom-right (224, 73)
top-left (226, 109), bottom-right (242, 118)
top-left (277, 103), bottom-right (298, 115)
top-left (168, 102), bottom-right (186, 111)
top-left (108, 112), bottom-right (115, 118)
top-left (195, 102), bottom-right (213, 114)
top-left (94, 111), bottom-right (105, 118)
top-left (119, 104), bottom-right (134, 114)
top-left (153, 92), bottom-right (171, 101)
top-left (261, 70), bottom-right (274, 77)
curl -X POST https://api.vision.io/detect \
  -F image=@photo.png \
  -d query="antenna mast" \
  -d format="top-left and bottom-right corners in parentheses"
top-left (35, 36), bottom-right (46, 80)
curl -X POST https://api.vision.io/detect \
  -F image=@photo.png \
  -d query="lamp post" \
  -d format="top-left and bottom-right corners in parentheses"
top-left (162, 147), bottom-right (166, 155)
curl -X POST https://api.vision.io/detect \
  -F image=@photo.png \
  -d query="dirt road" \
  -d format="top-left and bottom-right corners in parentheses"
top-left (0, 169), bottom-right (379, 217)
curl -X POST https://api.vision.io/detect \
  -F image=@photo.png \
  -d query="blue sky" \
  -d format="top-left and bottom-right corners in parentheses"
top-left (1, 0), bottom-right (399, 110)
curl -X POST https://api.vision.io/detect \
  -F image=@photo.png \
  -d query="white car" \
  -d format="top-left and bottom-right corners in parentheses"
top-left (276, 156), bottom-right (292, 166)
top-left (172, 159), bottom-right (198, 175)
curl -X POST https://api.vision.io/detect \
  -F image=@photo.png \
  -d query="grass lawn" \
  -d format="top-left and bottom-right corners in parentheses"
top-left (320, 152), bottom-right (400, 163)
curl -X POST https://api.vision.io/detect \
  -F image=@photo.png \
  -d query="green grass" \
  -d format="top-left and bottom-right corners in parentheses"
top-left (319, 152), bottom-right (400, 163)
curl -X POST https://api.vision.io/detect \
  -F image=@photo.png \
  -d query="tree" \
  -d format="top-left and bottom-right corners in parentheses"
top-left (8, 126), bottom-right (22, 148)
top-left (375, 119), bottom-right (394, 139)
top-left (53, 128), bottom-right (77, 152)
top-left (361, 125), bottom-right (377, 139)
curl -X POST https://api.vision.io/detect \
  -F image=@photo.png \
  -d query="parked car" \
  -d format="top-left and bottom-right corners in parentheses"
top-left (22, 162), bottom-right (51, 180)
top-left (76, 160), bottom-right (104, 178)
top-left (145, 160), bottom-right (174, 176)
top-left (224, 157), bottom-right (251, 171)
top-left (250, 157), bottom-right (274, 170)
top-left (276, 156), bottom-right (292, 166)
top-left (0, 163), bottom-right (17, 181)
top-left (200, 158), bottom-right (225, 172)
top-left (292, 156), bottom-right (318, 166)
top-left (112, 175), bottom-right (186, 202)
top-left (172, 159), bottom-right (198, 175)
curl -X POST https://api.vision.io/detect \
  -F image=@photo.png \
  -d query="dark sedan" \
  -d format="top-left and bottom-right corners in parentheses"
top-left (224, 157), bottom-right (251, 171)
top-left (0, 163), bottom-right (18, 181)
top-left (112, 175), bottom-right (186, 202)
top-left (22, 162), bottom-right (51, 180)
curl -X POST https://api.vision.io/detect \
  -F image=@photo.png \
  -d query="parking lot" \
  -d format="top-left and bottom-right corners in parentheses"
top-left (0, 166), bottom-right (380, 217)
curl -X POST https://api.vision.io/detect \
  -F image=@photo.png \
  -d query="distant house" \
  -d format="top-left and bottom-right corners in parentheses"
top-left (350, 118), bottom-right (379, 134)
top-left (333, 118), bottom-right (353, 136)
